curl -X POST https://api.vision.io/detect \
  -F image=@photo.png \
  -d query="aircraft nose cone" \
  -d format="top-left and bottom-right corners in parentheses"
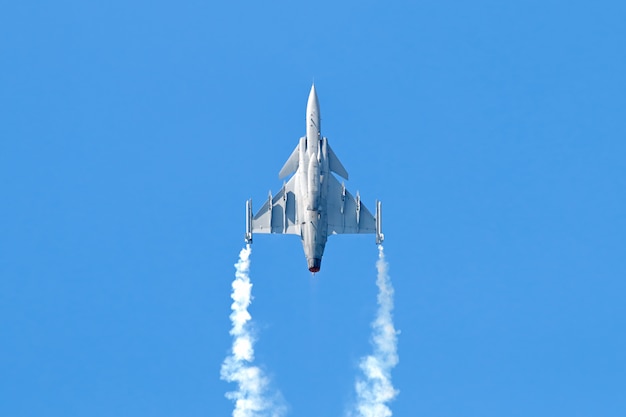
top-left (308, 83), bottom-right (319, 108)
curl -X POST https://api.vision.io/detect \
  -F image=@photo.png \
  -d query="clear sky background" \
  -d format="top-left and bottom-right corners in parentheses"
top-left (2, 1), bottom-right (625, 416)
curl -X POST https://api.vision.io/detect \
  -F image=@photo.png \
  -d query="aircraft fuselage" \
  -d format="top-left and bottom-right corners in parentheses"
top-left (299, 85), bottom-right (328, 272)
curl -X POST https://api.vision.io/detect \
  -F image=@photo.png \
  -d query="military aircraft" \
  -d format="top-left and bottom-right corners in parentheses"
top-left (245, 84), bottom-right (383, 273)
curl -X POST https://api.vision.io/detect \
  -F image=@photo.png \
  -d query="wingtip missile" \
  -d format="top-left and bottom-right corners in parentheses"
top-left (376, 200), bottom-right (384, 245)
top-left (245, 199), bottom-right (253, 243)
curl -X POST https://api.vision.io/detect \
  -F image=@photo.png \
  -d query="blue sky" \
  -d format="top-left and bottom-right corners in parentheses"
top-left (2, 1), bottom-right (625, 416)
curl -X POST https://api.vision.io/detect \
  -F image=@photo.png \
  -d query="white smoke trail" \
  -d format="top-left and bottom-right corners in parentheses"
top-left (221, 245), bottom-right (284, 417)
top-left (352, 245), bottom-right (399, 417)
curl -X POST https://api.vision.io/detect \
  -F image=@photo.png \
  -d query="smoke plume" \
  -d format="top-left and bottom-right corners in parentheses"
top-left (352, 245), bottom-right (399, 417)
top-left (221, 245), bottom-right (284, 417)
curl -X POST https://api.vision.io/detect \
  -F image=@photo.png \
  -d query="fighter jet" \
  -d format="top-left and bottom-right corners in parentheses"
top-left (245, 84), bottom-right (383, 273)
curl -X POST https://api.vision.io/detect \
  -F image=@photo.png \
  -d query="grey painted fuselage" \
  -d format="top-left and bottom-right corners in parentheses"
top-left (246, 85), bottom-right (383, 272)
